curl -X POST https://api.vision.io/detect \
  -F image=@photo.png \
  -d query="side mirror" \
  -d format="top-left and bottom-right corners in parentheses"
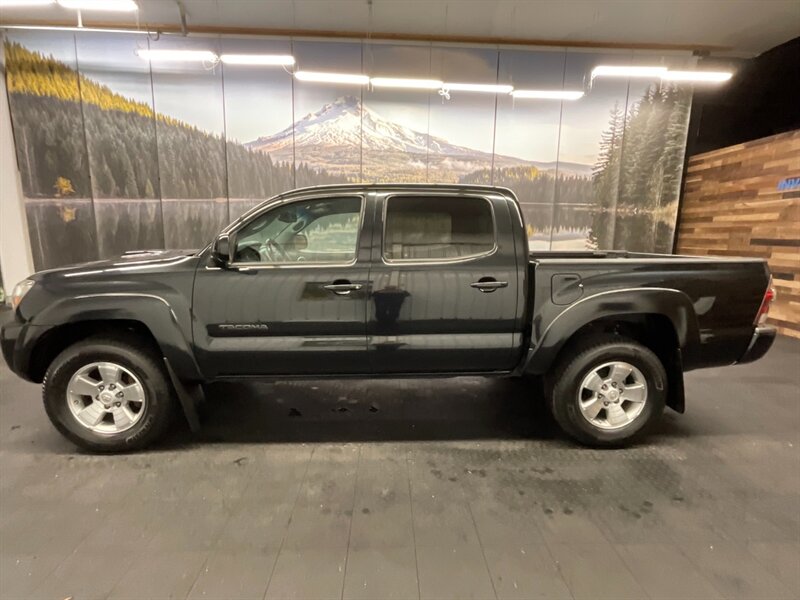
top-left (213, 233), bottom-right (231, 264)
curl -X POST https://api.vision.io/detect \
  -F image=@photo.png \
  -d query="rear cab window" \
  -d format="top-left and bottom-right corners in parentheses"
top-left (383, 195), bottom-right (495, 261)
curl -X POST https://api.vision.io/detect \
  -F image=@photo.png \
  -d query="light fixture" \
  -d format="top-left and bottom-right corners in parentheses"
top-left (4, 25), bottom-right (151, 34)
top-left (294, 71), bottom-right (369, 84)
top-left (136, 49), bottom-right (218, 63)
top-left (57, 0), bottom-right (138, 10)
top-left (442, 82), bottom-right (514, 94)
top-left (219, 54), bottom-right (295, 66)
top-left (591, 65), bottom-right (668, 79)
top-left (0, 0), bottom-right (55, 7)
top-left (370, 77), bottom-right (444, 90)
top-left (511, 90), bottom-right (585, 100)
top-left (661, 70), bottom-right (733, 83)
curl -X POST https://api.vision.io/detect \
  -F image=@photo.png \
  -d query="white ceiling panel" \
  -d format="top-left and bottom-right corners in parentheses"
top-left (0, 0), bottom-right (797, 55)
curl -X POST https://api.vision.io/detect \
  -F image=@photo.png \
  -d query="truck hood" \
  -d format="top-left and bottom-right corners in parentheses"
top-left (31, 249), bottom-right (200, 280)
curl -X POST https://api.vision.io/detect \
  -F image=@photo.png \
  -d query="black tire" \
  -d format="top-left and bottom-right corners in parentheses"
top-left (546, 335), bottom-right (667, 447)
top-left (43, 336), bottom-right (176, 453)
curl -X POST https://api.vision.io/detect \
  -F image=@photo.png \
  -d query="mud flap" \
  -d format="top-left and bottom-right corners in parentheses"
top-left (666, 348), bottom-right (686, 414)
top-left (164, 357), bottom-right (203, 432)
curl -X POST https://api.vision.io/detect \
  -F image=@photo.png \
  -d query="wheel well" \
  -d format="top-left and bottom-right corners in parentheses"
top-left (553, 313), bottom-right (685, 413)
top-left (29, 320), bottom-right (161, 383)
top-left (563, 314), bottom-right (678, 355)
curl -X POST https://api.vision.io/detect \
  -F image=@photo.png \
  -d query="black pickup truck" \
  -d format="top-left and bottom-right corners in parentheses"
top-left (2, 184), bottom-right (777, 452)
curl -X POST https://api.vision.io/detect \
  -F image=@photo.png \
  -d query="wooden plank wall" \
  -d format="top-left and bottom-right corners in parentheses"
top-left (676, 129), bottom-right (800, 338)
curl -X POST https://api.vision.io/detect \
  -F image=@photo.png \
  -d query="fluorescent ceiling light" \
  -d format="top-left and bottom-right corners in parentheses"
top-left (136, 49), bottom-right (218, 63)
top-left (0, 0), bottom-right (54, 6)
top-left (57, 0), bottom-right (138, 10)
top-left (370, 77), bottom-right (444, 90)
top-left (512, 89), bottom-right (585, 100)
top-left (443, 82), bottom-right (514, 94)
top-left (592, 65), bottom-right (668, 79)
top-left (2, 24), bottom-right (149, 33)
top-left (661, 70), bottom-right (733, 82)
top-left (294, 71), bottom-right (369, 85)
top-left (219, 54), bottom-right (295, 66)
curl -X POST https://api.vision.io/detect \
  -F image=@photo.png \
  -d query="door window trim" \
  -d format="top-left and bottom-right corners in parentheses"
top-left (227, 194), bottom-right (367, 269)
top-left (380, 192), bottom-right (498, 266)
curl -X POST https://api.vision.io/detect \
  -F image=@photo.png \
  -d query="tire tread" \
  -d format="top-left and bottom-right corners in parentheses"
top-left (546, 334), bottom-right (666, 447)
top-left (42, 334), bottom-right (175, 453)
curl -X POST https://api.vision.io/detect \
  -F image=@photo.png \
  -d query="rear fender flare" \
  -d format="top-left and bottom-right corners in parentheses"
top-left (524, 287), bottom-right (700, 376)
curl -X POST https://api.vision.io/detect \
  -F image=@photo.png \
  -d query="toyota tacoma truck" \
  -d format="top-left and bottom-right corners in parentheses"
top-left (1, 184), bottom-right (777, 452)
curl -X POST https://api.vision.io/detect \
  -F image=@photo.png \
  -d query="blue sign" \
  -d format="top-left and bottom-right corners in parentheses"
top-left (778, 177), bottom-right (800, 191)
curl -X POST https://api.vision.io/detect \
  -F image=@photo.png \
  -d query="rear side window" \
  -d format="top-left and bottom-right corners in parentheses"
top-left (384, 196), bottom-right (495, 261)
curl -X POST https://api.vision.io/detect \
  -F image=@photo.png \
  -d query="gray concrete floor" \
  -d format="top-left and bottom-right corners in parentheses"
top-left (1, 337), bottom-right (799, 600)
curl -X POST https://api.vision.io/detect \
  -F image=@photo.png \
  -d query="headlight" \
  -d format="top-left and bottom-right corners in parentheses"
top-left (11, 279), bottom-right (35, 311)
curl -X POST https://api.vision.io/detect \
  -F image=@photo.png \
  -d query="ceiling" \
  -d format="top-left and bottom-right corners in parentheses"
top-left (1, 0), bottom-right (798, 56)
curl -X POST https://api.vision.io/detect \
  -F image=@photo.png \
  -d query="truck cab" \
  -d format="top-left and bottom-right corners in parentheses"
top-left (192, 185), bottom-right (526, 378)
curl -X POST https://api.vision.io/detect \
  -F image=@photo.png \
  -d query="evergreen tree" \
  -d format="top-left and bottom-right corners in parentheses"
top-left (589, 102), bottom-right (625, 249)
top-left (96, 157), bottom-right (115, 196)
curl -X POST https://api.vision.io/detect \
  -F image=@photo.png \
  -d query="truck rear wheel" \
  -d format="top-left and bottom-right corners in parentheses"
top-left (547, 335), bottom-right (666, 447)
top-left (42, 336), bottom-right (176, 453)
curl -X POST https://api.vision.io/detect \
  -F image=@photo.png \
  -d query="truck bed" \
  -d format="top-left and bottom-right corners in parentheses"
top-left (526, 250), bottom-right (771, 371)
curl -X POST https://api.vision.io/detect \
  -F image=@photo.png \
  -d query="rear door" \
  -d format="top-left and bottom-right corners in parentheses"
top-left (368, 191), bottom-right (520, 373)
top-left (192, 193), bottom-right (372, 377)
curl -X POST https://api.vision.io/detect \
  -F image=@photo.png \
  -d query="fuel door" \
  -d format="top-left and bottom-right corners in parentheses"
top-left (551, 273), bottom-right (584, 305)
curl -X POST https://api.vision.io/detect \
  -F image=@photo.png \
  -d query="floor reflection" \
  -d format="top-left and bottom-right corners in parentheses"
top-left (177, 377), bottom-right (560, 445)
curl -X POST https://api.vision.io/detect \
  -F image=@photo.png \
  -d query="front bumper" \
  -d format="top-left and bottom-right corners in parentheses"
top-left (0, 309), bottom-right (19, 368)
top-left (737, 326), bottom-right (777, 365)
top-left (0, 309), bottom-right (35, 381)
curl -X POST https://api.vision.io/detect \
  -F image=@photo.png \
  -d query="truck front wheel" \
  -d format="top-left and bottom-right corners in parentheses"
top-left (42, 336), bottom-right (176, 453)
top-left (547, 335), bottom-right (667, 447)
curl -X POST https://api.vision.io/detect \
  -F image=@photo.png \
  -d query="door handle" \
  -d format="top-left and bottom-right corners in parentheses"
top-left (323, 282), bottom-right (363, 296)
top-left (470, 279), bottom-right (508, 293)
top-left (233, 266), bottom-right (258, 274)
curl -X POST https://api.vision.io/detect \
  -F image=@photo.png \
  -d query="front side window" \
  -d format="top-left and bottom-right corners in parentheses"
top-left (384, 195), bottom-right (495, 261)
top-left (234, 196), bottom-right (361, 264)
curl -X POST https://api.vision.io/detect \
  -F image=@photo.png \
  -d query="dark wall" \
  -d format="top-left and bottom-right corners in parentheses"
top-left (687, 36), bottom-right (800, 156)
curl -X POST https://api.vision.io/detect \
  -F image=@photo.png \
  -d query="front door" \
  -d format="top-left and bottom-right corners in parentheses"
top-left (192, 194), bottom-right (371, 378)
top-left (368, 192), bottom-right (520, 373)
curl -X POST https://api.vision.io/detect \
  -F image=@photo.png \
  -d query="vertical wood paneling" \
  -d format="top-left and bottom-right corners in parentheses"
top-left (676, 130), bottom-right (800, 338)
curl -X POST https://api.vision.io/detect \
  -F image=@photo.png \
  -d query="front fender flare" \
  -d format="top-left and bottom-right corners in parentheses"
top-left (31, 293), bottom-right (202, 382)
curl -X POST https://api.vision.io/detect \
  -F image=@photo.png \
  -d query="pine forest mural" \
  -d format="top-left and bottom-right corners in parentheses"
top-left (2, 31), bottom-right (692, 270)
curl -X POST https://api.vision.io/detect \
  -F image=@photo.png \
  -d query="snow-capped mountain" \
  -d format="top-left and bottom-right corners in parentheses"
top-left (246, 95), bottom-right (591, 180)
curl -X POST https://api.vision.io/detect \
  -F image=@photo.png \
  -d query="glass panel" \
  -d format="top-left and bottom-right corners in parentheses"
top-left (221, 37), bottom-right (295, 219)
top-left (3, 30), bottom-right (97, 269)
top-left (290, 40), bottom-right (362, 186)
top-left (234, 196), bottom-right (361, 264)
top-left (362, 43), bottom-right (433, 182)
top-left (75, 31), bottom-right (164, 257)
top-left (558, 50), bottom-right (633, 250)
top-left (384, 196), bottom-right (494, 260)
top-left (148, 35), bottom-right (228, 248)
top-left (495, 48), bottom-right (566, 249)
top-left (615, 64), bottom-right (692, 252)
top-left (427, 46), bottom-right (498, 183)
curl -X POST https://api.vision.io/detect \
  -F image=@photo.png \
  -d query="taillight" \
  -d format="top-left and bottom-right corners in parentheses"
top-left (755, 277), bottom-right (776, 325)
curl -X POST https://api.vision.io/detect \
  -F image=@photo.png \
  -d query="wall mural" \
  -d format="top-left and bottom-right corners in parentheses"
top-left (2, 30), bottom-right (692, 271)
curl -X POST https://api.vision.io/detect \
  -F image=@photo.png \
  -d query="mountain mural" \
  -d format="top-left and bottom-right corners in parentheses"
top-left (3, 34), bottom-right (689, 271)
top-left (246, 95), bottom-right (592, 181)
